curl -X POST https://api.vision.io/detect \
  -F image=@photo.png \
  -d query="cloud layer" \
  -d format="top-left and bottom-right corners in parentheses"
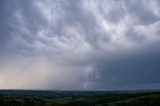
top-left (0, 0), bottom-right (160, 90)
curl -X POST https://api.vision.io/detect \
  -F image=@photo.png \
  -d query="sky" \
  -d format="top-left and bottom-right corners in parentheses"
top-left (0, 0), bottom-right (160, 90)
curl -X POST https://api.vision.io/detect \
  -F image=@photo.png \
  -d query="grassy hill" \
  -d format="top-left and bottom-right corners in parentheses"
top-left (0, 90), bottom-right (160, 106)
top-left (108, 94), bottom-right (160, 106)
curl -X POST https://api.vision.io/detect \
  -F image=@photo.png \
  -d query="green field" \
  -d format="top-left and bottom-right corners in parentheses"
top-left (0, 90), bottom-right (160, 106)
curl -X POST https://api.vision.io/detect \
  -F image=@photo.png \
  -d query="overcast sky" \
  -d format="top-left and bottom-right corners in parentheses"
top-left (0, 0), bottom-right (160, 90)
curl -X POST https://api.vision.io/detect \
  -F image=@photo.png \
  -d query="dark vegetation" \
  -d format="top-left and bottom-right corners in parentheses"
top-left (0, 90), bottom-right (160, 106)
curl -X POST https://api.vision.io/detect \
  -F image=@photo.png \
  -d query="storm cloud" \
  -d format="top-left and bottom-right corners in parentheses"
top-left (0, 0), bottom-right (160, 90)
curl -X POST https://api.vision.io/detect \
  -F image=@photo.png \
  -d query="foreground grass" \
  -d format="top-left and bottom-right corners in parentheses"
top-left (108, 94), bottom-right (160, 106)
top-left (0, 90), bottom-right (160, 106)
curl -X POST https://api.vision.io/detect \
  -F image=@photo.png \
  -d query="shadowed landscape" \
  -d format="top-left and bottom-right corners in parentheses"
top-left (0, 90), bottom-right (160, 106)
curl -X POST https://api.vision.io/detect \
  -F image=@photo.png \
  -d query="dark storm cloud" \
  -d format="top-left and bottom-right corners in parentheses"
top-left (89, 44), bottom-right (160, 90)
top-left (0, 0), bottom-right (160, 90)
top-left (124, 0), bottom-right (160, 25)
top-left (0, 0), bottom-right (12, 52)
